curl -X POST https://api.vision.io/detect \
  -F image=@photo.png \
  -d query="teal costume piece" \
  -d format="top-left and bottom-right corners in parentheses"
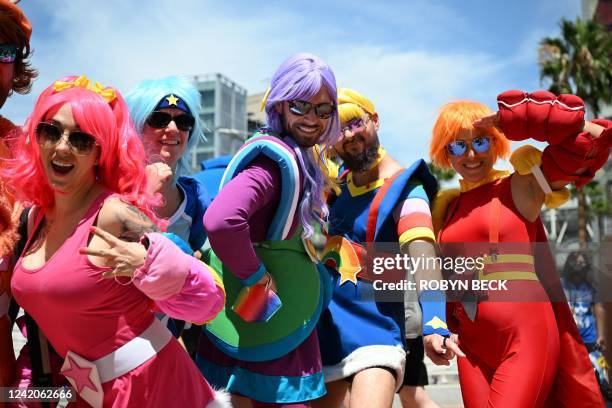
top-left (203, 133), bottom-right (333, 362)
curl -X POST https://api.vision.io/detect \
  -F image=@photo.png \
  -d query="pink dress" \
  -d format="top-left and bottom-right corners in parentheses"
top-left (11, 192), bottom-right (226, 407)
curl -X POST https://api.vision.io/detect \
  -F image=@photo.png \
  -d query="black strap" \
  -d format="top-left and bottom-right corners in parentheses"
top-left (15, 206), bottom-right (30, 259)
top-left (9, 207), bottom-right (54, 399)
top-left (7, 207), bottom-right (30, 324)
top-left (24, 314), bottom-right (53, 390)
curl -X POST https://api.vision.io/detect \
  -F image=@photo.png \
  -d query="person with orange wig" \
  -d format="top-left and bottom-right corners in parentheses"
top-left (429, 92), bottom-right (610, 407)
top-left (0, 0), bottom-right (37, 389)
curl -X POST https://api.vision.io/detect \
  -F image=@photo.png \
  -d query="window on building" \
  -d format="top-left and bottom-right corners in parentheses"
top-left (200, 90), bottom-right (214, 108)
top-left (201, 113), bottom-right (214, 130)
top-left (200, 131), bottom-right (215, 147)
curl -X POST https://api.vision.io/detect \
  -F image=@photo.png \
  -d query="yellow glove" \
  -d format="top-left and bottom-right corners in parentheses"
top-left (510, 145), bottom-right (570, 208)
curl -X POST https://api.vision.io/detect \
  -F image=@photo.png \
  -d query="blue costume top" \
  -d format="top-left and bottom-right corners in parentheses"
top-left (166, 176), bottom-right (211, 252)
top-left (563, 280), bottom-right (599, 345)
top-left (317, 159), bottom-right (438, 389)
top-left (192, 155), bottom-right (232, 200)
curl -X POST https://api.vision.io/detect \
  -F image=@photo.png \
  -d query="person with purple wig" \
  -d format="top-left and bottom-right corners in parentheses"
top-left (196, 53), bottom-right (340, 407)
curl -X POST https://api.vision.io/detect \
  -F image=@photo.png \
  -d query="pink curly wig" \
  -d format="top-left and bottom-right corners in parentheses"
top-left (2, 76), bottom-right (161, 223)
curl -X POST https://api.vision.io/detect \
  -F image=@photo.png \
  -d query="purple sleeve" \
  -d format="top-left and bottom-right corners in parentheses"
top-left (203, 156), bottom-right (281, 281)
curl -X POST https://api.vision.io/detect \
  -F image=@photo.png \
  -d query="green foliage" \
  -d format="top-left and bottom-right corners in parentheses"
top-left (427, 161), bottom-right (456, 189)
top-left (569, 181), bottom-right (611, 219)
top-left (539, 18), bottom-right (612, 117)
top-left (539, 17), bottom-right (612, 244)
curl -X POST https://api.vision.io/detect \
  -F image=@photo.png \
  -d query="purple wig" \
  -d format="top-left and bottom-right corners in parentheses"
top-left (264, 53), bottom-right (341, 238)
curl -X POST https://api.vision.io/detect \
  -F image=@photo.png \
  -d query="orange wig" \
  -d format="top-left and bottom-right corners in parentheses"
top-left (429, 100), bottom-right (510, 169)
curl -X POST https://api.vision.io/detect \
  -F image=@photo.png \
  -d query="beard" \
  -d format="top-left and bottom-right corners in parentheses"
top-left (339, 137), bottom-right (380, 172)
top-left (280, 111), bottom-right (324, 149)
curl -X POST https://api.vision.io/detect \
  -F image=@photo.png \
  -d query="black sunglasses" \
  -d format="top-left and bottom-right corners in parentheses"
top-left (35, 122), bottom-right (97, 156)
top-left (146, 111), bottom-right (195, 132)
top-left (288, 100), bottom-right (335, 119)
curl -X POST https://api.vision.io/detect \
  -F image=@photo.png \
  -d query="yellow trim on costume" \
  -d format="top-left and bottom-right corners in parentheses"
top-left (478, 271), bottom-right (538, 281)
top-left (399, 227), bottom-right (435, 245)
top-left (367, 146), bottom-right (387, 170)
top-left (459, 169), bottom-right (510, 193)
top-left (193, 268), bottom-right (226, 326)
top-left (210, 268), bottom-right (225, 295)
top-left (347, 173), bottom-right (386, 196)
top-left (313, 144), bottom-right (341, 196)
top-left (431, 188), bottom-right (460, 235)
top-left (482, 254), bottom-right (534, 264)
top-left (346, 147), bottom-right (389, 196)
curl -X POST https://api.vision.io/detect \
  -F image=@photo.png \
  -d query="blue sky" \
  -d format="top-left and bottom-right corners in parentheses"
top-left (4, 0), bottom-right (582, 167)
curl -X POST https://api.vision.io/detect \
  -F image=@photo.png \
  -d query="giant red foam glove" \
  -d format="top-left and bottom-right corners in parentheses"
top-left (497, 90), bottom-right (585, 144)
top-left (542, 119), bottom-right (612, 187)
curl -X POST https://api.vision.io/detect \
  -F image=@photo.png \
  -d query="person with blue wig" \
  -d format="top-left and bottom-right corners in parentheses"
top-left (125, 76), bottom-right (213, 355)
top-left (125, 75), bottom-right (210, 253)
top-left (197, 53), bottom-right (340, 407)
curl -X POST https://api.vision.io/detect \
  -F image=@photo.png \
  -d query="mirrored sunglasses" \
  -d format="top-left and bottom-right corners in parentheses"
top-left (341, 117), bottom-right (368, 135)
top-left (288, 100), bottom-right (335, 119)
top-left (446, 136), bottom-right (491, 157)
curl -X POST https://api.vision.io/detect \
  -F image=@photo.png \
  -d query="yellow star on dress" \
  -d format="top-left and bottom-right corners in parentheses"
top-left (339, 267), bottom-right (360, 286)
top-left (166, 94), bottom-right (179, 106)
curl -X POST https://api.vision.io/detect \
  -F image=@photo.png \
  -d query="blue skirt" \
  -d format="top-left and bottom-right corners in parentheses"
top-left (317, 274), bottom-right (406, 388)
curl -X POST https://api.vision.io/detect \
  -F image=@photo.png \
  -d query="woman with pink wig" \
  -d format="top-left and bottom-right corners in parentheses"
top-left (3, 76), bottom-right (228, 407)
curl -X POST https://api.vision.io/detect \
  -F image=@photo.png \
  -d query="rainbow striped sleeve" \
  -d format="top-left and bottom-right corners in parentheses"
top-left (394, 184), bottom-right (435, 246)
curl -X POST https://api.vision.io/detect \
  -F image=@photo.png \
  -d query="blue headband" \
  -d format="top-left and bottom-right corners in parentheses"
top-left (155, 94), bottom-right (191, 114)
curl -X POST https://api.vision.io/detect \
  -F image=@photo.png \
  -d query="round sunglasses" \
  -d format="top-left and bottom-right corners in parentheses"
top-left (35, 122), bottom-right (97, 156)
top-left (341, 116), bottom-right (370, 135)
top-left (288, 100), bottom-right (335, 119)
top-left (446, 136), bottom-right (491, 157)
top-left (146, 111), bottom-right (195, 132)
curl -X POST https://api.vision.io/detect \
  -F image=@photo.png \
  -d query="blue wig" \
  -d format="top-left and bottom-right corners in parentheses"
top-left (125, 75), bottom-right (204, 178)
top-left (264, 53), bottom-right (341, 238)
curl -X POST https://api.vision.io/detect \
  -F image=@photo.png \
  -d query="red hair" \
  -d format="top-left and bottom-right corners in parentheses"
top-left (2, 76), bottom-right (161, 223)
top-left (429, 100), bottom-right (510, 168)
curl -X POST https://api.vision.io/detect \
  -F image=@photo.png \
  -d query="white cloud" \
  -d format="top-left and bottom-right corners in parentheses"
top-left (3, 0), bottom-right (577, 172)
top-left (327, 46), bottom-right (508, 165)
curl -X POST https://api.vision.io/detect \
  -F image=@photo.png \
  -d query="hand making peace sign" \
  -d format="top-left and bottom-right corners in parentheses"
top-left (79, 226), bottom-right (148, 279)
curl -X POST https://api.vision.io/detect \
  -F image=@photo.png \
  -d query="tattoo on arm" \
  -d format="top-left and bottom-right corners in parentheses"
top-left (117, 203), bottom-right (159, 242)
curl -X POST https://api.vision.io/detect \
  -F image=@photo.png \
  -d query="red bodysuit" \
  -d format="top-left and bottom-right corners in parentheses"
top-left (439, 175), bottom-right (603, 408)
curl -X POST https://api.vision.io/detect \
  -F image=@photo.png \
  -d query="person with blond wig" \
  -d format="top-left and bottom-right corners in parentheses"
top-left (430, 92), bottom-right (611, 407)
top-left (314, 88), bottom-right (462, 408)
